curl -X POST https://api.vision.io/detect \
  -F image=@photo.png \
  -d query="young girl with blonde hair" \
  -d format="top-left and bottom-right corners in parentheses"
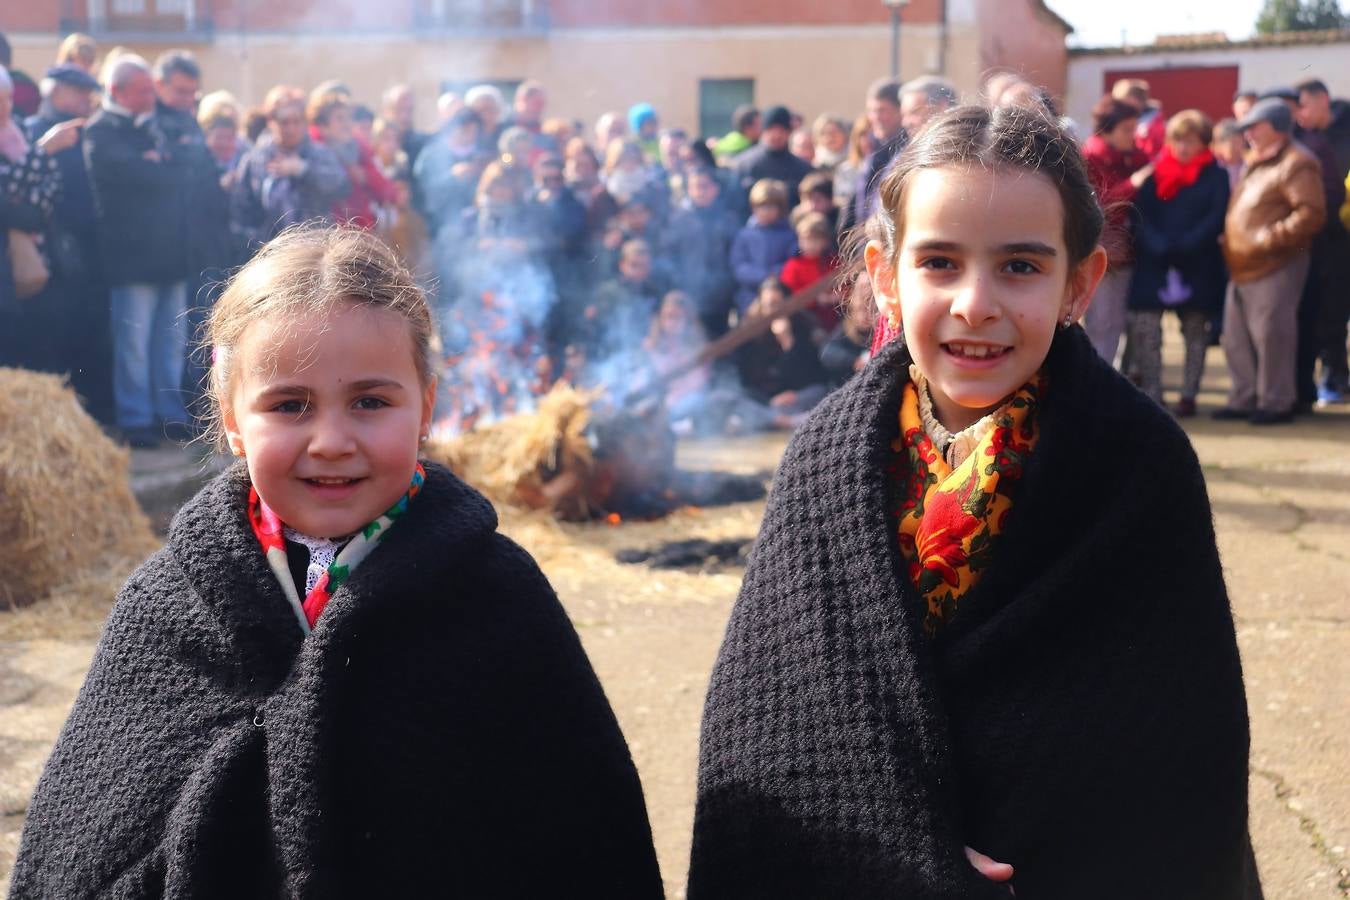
top-left (13, 226), bottom-right (662, 898)
top-left (691, 105), bottom-right (1258, 899)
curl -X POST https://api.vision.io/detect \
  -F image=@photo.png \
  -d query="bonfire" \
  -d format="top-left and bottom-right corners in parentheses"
top-left (425, 380), bottom-right (682, 521)
top-left (425, 273), bottom-right (838, 521)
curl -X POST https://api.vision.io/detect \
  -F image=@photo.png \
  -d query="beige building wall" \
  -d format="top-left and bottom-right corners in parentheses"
top-left (10, 23), bottom-right (991, 134)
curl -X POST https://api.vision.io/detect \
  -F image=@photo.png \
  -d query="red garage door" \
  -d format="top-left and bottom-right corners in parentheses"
top-left (1104, 65), bottom-right (1240, 126)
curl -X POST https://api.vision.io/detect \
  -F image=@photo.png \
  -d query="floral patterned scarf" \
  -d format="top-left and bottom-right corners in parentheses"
top-left (247, 464), bottom-right (426, 634)
top-left (891, 377), bottom-right (1044, 635)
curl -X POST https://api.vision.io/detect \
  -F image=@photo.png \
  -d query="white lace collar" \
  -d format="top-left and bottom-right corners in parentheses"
top-left (283, 527), bottom-right (347, 595)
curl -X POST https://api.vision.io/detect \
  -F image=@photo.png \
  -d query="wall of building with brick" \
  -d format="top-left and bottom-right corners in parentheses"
top-left (5, 0), bottom-right (1070, 136)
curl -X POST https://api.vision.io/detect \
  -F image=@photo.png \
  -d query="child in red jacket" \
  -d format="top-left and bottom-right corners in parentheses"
top-left (781, 211), bottom-right (841, 331)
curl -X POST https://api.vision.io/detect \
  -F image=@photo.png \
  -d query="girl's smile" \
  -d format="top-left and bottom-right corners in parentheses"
top-left (300, 477), bottom-right (366, 501)
top-left (940, 341), bottom-right (1014, 365)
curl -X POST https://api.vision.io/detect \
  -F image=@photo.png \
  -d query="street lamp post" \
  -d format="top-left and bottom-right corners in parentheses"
top-left (882, 0), bottom-right (911, 80)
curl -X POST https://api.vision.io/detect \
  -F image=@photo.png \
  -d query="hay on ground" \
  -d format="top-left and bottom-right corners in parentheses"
top-left (425, 384), bottom-right (600, 518)
top-left (0, 368), bottom-right (159, 633)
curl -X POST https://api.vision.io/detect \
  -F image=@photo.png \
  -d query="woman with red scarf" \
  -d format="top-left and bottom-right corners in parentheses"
top-left (1126, 110), bottom-right (1230, 416)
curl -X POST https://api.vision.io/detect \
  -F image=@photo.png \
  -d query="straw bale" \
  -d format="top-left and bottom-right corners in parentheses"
top-left (0, 368), bottom-right (159, 627)
top-left (425, 384), bottom-right (599, 516)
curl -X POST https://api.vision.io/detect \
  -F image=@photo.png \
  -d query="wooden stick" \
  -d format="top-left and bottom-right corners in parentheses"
top-left (644, 272), bottom-right (845, 392)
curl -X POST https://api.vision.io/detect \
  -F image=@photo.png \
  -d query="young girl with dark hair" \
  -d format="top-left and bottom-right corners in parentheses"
top-left (690, 106), bottom-right (1259, 899)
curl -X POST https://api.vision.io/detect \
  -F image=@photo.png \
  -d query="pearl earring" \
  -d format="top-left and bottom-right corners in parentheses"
top-left (419, 434), bottom-right (429, 444)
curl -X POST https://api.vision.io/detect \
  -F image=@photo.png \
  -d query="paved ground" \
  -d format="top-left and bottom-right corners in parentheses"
top-left (1, 328), bottom-right (1347, 897)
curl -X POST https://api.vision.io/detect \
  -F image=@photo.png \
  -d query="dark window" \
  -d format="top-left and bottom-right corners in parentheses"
top-left (699, 78), bottom-right (755, 142)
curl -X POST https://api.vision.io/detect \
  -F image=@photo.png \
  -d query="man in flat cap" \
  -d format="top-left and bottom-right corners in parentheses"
top-left (21, 63), bottom-right (112, 421)
top-left (1216, 98), bottom-right (1326, 425)
top-left (1259, 86), bottom-right (1348, 411)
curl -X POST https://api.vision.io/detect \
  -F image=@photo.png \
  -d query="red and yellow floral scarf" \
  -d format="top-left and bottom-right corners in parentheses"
top-left (247, 464), bottom-right (426, 634)
top-left (891, 377), bottom-right (1044, 635)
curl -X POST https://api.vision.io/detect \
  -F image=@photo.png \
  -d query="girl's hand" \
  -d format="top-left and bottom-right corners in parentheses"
top-left (965, 846), bottom-right (1014, 885)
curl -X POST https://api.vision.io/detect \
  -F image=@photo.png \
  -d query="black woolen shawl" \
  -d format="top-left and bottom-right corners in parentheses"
top-left (689, 326), bottom-right (1260, 899)
top-left (12, 462), bottom-right (663, 899)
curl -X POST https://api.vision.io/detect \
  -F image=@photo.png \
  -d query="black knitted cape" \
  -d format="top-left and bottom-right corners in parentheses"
top-left (12, 462), bottom-right (663, 899)
top-left (689, 327), bottom-right (1260, 899)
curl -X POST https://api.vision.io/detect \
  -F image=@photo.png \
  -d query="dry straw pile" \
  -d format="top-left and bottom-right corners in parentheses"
top-left (424, 384), bottom-right (598, 517)
top-left (0, 368), bottom-right (159, 637)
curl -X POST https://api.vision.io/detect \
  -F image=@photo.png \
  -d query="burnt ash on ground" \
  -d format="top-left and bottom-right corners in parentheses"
top-left (615, 537), bottom-right (753, 573)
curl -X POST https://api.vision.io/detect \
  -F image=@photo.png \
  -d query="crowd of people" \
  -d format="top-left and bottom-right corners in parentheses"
top-left (1, 30), bottom-right (1347, 447)
top-left (1081, 77), bottom-right (1350, 424)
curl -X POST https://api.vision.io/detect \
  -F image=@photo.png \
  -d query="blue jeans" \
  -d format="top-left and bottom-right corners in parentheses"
top-left (109, 280), bottom-right (190, 429)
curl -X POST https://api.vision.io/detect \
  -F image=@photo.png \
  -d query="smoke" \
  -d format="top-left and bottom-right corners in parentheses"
top-left (430, 223), bottom-right (557, 433)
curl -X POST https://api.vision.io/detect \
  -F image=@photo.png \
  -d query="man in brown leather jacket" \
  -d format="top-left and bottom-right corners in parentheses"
top-left (1218, 98), bottom-right (1326, 424)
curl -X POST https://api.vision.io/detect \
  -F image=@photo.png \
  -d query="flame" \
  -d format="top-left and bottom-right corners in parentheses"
top-left (433, 286), bottom-right (562, 435)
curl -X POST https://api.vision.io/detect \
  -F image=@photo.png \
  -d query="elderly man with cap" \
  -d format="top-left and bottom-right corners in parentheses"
top-left (24, 64), bottom-right (98, 234)
top-left (1260, 86), bottom-right (1343, 209)
top-left (18, 62), bottom-right (113, 418)
top-left (732, 104), bottom-right (813, 210)
top-left (1216, 97), bottom-right (1326, 425)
